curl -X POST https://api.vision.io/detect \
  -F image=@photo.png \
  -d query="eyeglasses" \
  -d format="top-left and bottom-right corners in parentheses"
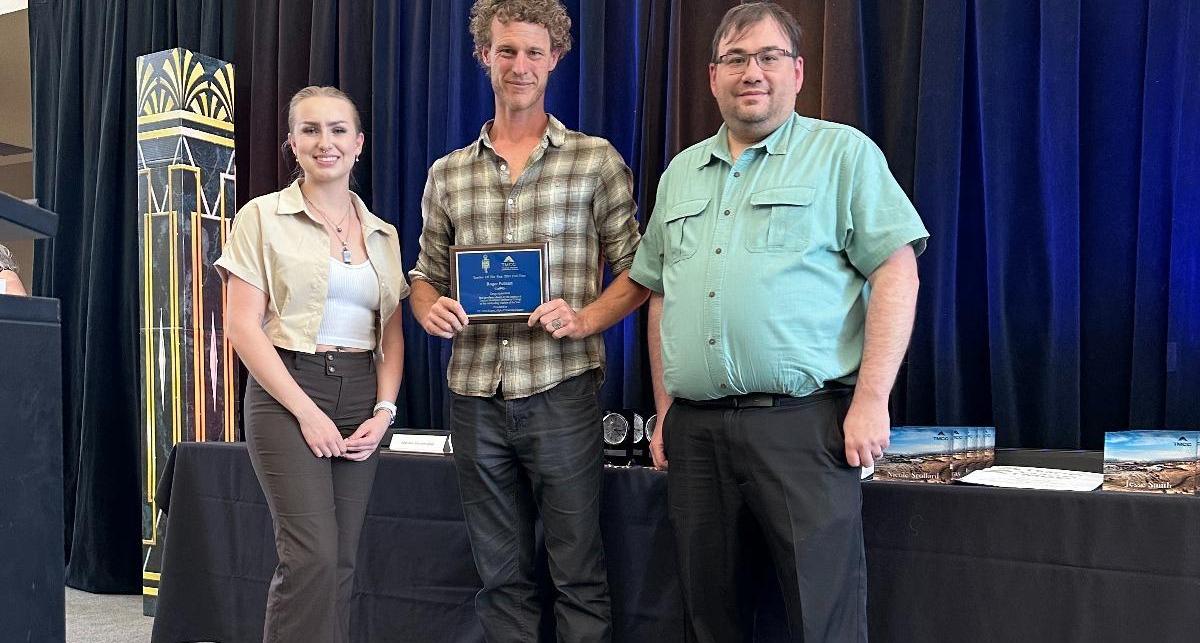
top-left (714, 48), bottom-right (797, 73)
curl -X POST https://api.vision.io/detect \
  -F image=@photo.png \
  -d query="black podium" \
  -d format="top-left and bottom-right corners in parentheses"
top-left (0, 191), bottom-right (63, 643)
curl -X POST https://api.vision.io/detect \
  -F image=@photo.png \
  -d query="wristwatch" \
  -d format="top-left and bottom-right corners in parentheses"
top-left (372, 400), bottom-right (397, 427)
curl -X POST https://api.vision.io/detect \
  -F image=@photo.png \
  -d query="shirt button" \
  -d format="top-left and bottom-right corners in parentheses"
top-left (500, 163), bottom-right (507, 171)
top-left (329, 366), bottom-right (336, 373)
top-left (708, 338), bottom-right (716, 345)
top-left (715, 248), bottom-right (722, 254)
top-left (708, 291), bottom-right (715, 298)
top-left (734, 171), bottom-right (741, 178)
top-left (326, 354), bottom-right (334, 361)
top-left (506, 233), bottom-right (514, 240)
top-left (501, 339), bottom-right (509, 346)
top-left (508, 198), bottom-right (515, 206)
top-left (720, 383), bottom-right (728, 389)
top-left (724, 209), bottom-right (731, 216)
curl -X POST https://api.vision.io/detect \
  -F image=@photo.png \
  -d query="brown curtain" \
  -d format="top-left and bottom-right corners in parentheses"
top-left (234, 0), bottom-right (375, 208)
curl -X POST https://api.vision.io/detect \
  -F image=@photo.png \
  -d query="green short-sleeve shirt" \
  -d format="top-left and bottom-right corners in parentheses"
top-left (630, 114), bottom-right (929, 401)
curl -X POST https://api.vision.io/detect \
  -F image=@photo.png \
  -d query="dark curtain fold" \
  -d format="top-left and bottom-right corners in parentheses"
top-left (29, 0), bottom-right (236, 593)
top-left (234, 0), bottom-right (374, 207)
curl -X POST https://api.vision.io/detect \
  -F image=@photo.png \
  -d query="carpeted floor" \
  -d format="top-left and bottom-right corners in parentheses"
top-left (65, 586), bottom-right (154, 643)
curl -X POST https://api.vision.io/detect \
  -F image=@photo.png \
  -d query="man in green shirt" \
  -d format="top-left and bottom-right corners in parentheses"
top-left (629, 3), bottom-right (928, 641)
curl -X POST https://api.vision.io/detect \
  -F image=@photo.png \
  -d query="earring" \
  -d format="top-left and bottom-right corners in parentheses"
top-left (355, 156), bottom-right (360, 163)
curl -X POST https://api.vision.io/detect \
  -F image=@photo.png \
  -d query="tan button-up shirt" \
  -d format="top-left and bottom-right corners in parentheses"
top-left (215, 180), bottom-right (410, 358)
top-left (410, 116), bottom-right (641, 399)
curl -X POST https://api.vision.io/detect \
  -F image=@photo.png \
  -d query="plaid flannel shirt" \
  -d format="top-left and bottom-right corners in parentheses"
top-left (410, 116), bottom-right (641, 399)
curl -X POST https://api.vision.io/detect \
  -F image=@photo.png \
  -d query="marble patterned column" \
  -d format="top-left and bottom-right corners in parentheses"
top-left (135, 48), bottom-right (236, 612)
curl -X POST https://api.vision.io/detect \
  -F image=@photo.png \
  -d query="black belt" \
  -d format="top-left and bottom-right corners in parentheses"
top-left (677, 386), bottom-right (850, 409)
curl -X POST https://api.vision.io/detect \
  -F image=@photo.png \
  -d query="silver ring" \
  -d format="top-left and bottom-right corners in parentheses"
top-left (551, 319), bottom-right (563, 330)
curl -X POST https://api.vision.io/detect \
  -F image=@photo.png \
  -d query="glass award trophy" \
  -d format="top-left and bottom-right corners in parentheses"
top-left (602, 411), bottom-right (632, 465)
top-left (629, 410), bottom-right (652, 466)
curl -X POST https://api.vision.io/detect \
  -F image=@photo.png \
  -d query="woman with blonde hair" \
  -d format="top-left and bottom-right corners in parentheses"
top-left (215, 85), bottom-right (408, 642)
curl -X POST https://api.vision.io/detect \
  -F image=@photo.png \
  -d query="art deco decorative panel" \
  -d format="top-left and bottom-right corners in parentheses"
top-left (135, 48), bottom-right (236, 612)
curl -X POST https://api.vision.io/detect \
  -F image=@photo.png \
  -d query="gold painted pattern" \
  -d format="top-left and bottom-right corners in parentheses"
top-left (138, 48), bottom-right (237, 591)
top-left (137, 110), bottom-right (235, 132)
top-left (138, 126), bottom-right (234, 148)
top-left (137, 49), bottom-right (234, 123)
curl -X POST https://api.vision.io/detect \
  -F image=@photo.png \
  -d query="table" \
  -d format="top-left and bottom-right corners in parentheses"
top-left (151, 443), bottom-right (1200, 642)
top-left (1, 190), bottom-right (63, 643)
top-left (0, 295), bottom-right (63, 643)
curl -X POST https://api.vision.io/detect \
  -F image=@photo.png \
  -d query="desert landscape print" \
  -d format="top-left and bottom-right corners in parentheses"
top-left (1103, 431), bottom-right (1198, 494)
top-left (877, 428), bottom-right (956, 483)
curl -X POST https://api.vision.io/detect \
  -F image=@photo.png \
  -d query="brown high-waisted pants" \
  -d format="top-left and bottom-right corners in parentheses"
top-left (244, 348), bottom-right (379, 643)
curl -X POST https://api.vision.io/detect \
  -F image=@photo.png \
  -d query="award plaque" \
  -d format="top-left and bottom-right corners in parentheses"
top-left (450, 243), bottom-right (550, 323)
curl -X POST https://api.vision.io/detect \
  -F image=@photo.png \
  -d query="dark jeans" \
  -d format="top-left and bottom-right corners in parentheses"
top-left (666, 388), bottom-right (866, 643)
top-left (450, 371), bottom-right (612, 643)
top-left (244, 349), bottom-right (380, 643)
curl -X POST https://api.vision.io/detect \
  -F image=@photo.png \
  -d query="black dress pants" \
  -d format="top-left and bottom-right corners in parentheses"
top-left (666, 388), bottom-right (866, 643)
top-left (449, 371), bottom-right (612, 643)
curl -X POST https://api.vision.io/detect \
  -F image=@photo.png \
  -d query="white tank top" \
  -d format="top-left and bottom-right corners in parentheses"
top-left (315, 257), bottom-right (380, 350)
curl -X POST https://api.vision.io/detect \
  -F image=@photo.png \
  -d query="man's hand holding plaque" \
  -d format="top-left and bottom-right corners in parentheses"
top-left (449, 243), bottom-right (550, 325)
top-left (416, 295), bottom-right (469, 339)
top-left (528, 298), bottom-right (589, 340)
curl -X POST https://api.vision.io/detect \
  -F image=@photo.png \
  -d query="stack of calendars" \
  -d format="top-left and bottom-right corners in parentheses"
top-left (1103, 430), bottom-right (1200, 494)
top-left (874, 426), bottom-right (996, 483)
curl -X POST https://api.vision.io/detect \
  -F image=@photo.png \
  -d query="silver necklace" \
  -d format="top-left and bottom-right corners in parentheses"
top-left (303, 193), bottom-right (355, 264)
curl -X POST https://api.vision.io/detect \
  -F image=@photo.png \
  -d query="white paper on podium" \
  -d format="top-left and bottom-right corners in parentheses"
top-left (860, 464), bottom-right (874, 480)
top-left (958, 465), bottom-right (1102, 492)
top-left (387, 432), bottom-right (452, 455)
top-left (0, 280), bottom-right (6, 294)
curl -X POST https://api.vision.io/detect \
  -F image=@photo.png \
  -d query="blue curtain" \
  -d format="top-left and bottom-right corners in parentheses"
top-left (362, 0), bottom-right (1200, 445)
top-left (372, 0), bottom-right (653, 428)
top-left (901, 0), bottom-right (1200, 448)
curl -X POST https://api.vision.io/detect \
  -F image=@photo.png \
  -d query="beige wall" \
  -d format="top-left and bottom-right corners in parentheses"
top-left (0, 7), bottom-right (34, 278)
top-left (0, 10), bottom-right (31, 150)
top-left (0, 160), bottom-right (32, 196)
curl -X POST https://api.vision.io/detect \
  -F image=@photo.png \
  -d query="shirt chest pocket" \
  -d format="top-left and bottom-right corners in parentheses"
top-left (264, 242), bottom-right (313, 312)
top-left (663, 198), bottom-right (710, 264)
top-left (535, 177), bottom-right (594, 239)
top-left (745, 186), bottom-right (815, 253)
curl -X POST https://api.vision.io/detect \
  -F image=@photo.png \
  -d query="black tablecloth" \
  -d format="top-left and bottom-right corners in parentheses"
top-left (0, 296), bottom-right (63, 643)
top-left (151, 443), bottom-right (1200, 643)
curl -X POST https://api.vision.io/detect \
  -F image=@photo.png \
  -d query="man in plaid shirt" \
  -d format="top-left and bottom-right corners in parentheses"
top-left (408, 1), bottom-right (646, 640)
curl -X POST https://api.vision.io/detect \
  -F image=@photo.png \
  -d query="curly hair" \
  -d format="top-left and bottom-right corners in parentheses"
top-left (469, 0), bottom-right (573, 66)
